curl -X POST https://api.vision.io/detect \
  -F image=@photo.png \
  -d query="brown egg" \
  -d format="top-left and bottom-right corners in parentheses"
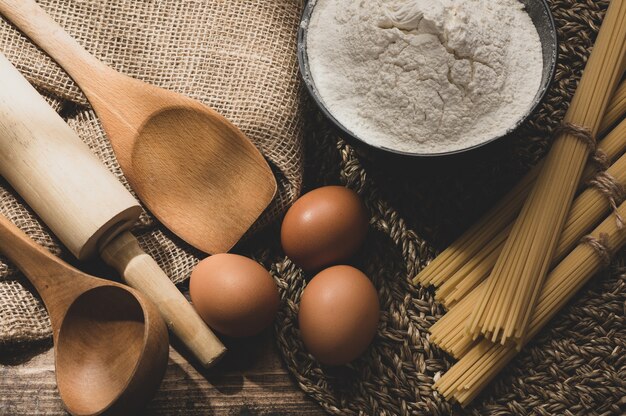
top-left (298, 265), bottom-right (379, 365)
top-left (189, 253), bottom-right (279, 338)
top-left (281, 186), bottom-right (369, 271)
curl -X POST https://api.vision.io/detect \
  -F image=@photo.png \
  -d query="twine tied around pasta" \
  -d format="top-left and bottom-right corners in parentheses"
top-left (580, 232), bottom-right (612, 267)
top-left (555, 121), bottom-right (596, 151)
top-left (555, 122), bottom-right (609, 169)
top-left (590, 148), bottom-right (611, 171)
top-left (555, 121), bottom-right (624, 227)
top-left (588, 171), bottom-right (626, 229)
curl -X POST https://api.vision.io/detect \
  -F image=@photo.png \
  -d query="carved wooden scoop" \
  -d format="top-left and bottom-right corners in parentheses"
top-left (0, 215), bottom-right (169, 416)
top-left (0, 0), bottom-right (277, 254)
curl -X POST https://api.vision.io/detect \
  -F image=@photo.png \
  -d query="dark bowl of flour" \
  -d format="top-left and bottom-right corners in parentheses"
top-left (298, 0), bottom-right (557, 157)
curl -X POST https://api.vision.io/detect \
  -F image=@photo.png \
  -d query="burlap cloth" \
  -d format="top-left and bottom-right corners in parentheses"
top-left (0, 0), bottom-right (305, 344)
top-left (1, 0), bottom-right (624, 415)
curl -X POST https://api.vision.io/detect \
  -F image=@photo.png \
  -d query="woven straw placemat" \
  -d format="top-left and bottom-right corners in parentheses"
top-left (270, 0), bottom-right (625, 414)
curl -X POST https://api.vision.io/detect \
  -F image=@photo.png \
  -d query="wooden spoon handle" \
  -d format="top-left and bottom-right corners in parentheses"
top-left (0, 0), bottom-right (111, 88)
top-left (0, 215), bottom-right (80, 311)
top-left (100, 231), bottom-right (227, 368)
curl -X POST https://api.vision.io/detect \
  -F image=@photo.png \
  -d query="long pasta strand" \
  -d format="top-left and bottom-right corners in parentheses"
top-left (600, 79), bottom-right (626, 134)
top-left (467, 0), bottom-right (626, 346)
top-left (435, 118), bottom-right (626, 307)
top-left (413, 80), bottom-right (626, 289)
top-left (434, 201), bottom-right (626, 406)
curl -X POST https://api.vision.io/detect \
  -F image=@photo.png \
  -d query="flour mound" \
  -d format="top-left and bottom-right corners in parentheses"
top-left (306, 0), bottom-right (543, 154)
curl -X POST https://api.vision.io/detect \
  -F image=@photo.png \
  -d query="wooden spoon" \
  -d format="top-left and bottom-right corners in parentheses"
top-left (0, 0), bottom-right (277, 254)
top-left (0, 214), bottom-right (169, 416)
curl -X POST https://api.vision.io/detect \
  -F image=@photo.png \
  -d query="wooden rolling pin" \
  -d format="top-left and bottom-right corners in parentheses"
top-left (0, 53), bottom-right (226, 367)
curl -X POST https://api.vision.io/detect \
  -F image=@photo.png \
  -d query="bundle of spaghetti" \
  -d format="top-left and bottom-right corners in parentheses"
top-left (413, 80), bottom-right (626, 290)
top-left (434, 201), bottom-right (626, 406)
top-left (431, 148), bottom-right (626, 358)
top-left (435, 117), bottom-right (626, 308)
top-left (467, 0), bottom-right (626, 346)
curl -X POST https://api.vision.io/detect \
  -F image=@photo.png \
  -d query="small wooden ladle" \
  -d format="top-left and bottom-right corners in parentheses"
top-left (0, 0), bottom-right (277, 254)
top-left (0, 215), bottom-right (169, 416)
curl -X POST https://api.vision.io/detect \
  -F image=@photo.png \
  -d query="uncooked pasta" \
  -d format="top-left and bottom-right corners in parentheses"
top-left (467, 0), bottom-right (626, 346)
top-left (434, 201), bottom-right (626, 406)
top-left (600, 79), bottom-right (626, 134)
top-left (435, 118), bottom-right (626, 308)
top-left (430, 149), bottom-right (626, 358)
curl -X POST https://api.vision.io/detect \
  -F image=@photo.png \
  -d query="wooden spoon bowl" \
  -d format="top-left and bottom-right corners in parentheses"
top-left (129, 104), bottom-right (273, 251)
top-left (0, 215), bottom-right (169, 416)
top-left (56, 286), bottom-right (167, 415)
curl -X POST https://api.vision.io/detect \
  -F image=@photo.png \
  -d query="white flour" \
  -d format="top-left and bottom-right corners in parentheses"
top-left (305, 0), bottom-right (543, 154)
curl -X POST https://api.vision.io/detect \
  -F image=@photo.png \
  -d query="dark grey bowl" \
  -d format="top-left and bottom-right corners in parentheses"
top-left (297, 0), bottom-right (558, 158)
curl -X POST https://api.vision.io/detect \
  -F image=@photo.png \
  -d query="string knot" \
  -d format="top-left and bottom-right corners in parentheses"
top-left (555, 121), bottom-right (597, 155)
top-left (581, 233), bottom-right (612, 268)
top-left (587, 172), bottom-right (626, 229)
top-left (590, 149), bottom-right (610, 171)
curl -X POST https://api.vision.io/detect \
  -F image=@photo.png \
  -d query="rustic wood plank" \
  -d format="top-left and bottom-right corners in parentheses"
top-left (0, 332), bottom-right (323, 415)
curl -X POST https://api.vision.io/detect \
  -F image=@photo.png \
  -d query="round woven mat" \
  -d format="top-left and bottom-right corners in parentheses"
top-left (270, 0), bottom-right (626, 414)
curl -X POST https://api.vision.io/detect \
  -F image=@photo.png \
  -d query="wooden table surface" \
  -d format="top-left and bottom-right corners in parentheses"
top-left (0, 330), bottom-right (323, 415)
